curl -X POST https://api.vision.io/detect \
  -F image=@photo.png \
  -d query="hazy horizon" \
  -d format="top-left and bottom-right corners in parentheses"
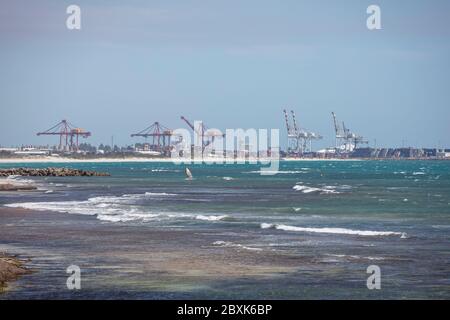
top-left (1, 0), bottom-right (449, 149)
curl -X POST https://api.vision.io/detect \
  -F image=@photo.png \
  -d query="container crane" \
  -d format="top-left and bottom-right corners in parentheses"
top-left (180, 116), bottom-right (224, 154)
top-left (131, 122), bottom-right (178, 154)
top-left (36, 119), bottom-right (91, 151)
top-left (331, 112), bottom-right (367, 152)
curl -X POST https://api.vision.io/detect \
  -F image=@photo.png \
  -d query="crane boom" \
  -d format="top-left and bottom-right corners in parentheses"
top-left (331, 112), bottom-right (340, 136)
top-left (180, 116), bottom-right (195, 132)
top-left (283, 109), bottom-right (291, 135)
top-left (291, 110), bottom-right (299, 134)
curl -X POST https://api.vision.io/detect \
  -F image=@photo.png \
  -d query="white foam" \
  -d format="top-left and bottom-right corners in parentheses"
top-left (261, 223), bottom-right (406, 237)
top-left (150, 169), bottom-right (180, 172)
top-left (144, 192), bottom-right (176, 196)
top-left (293, 184), bottom-right (339, 194)
top-left (5, 175), bottom-right (36, 185)
top-left (326, 254), bottom-right (385, 261)
top-left (293, 185), bottom-right (321, 193)
top-left (412, 172), bottom-right (425, 175)
top-left (195, 215), bottom-right (228, 221)
top-left (5, 200), bottom-right (98, 216)
top-left (5, 193), bottom-right (228, 224)
top-left (246, 170), bottom-right (306, 174)
top-left (213, 241), bottom-right (262, 251)
top-left (222, 177), bottom-right (234, 181)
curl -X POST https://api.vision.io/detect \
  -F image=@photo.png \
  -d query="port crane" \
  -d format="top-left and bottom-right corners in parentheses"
top-left (36, 119), bottom-right (91, 151)
top-left (131, 122), bottom-right (179, 154)
top-left (331, 112), bottom-right (367, 152)
top-left (283, 109), bottom-right (322, 155)
top-left (180, 116), bottom-right (224, 154)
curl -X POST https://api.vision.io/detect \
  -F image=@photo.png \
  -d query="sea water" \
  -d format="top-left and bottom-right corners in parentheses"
top-left (1, 160), bottom-right (449, 299)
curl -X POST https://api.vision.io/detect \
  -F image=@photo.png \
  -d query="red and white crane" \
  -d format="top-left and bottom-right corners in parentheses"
top-left (131, 122), bottom-right (177, 154)
top-left (37, 119), bottom-right (91, 151)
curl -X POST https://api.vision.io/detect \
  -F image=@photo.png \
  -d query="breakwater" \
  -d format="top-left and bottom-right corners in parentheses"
top-left (0, 167), bottom-right (110, 177)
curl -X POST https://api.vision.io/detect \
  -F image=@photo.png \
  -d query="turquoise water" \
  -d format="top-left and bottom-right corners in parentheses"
top-left (1, 160), bottom-right (450, 298)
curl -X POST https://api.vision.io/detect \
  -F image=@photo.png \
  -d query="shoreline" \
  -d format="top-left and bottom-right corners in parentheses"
top-left (0, 156), bottom-right (437, 164)
top-left (0, 156), bottom-right (354, 164)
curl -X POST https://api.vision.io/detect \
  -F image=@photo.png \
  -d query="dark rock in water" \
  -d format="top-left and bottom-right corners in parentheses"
top-left (0, 168), bottom-right (110, 177)
top-left (0, 253), bottom-right (31, 292)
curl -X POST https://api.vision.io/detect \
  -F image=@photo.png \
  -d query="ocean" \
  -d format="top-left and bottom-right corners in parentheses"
top-left (0, 160), bottom-right (449, 299)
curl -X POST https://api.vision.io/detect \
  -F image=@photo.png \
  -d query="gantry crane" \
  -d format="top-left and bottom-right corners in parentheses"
top-left (180, 116), bottom-right (224, 154)
top-left (331, 112), bottom-right (367, 152)
top-left (36, 119), bottom-right (91, 151)
top-left (283, 109), bottom-right (322, 155)
top-left (131, 122), bottom-right (179, 154)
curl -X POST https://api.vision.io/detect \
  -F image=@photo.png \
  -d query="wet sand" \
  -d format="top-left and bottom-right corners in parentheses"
top-left (0, 207), bottom-right (303, 299)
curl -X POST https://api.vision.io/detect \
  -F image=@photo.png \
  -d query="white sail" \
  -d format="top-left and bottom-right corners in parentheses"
top-left (185, 167), bottom-right (193, 179)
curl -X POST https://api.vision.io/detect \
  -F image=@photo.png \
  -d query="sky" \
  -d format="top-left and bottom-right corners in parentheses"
top-left (0, 0), bottom-right (449, 149)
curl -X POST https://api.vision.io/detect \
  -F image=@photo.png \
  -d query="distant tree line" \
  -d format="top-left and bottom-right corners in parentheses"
top-left (78, 143), bottom-right (136, 154)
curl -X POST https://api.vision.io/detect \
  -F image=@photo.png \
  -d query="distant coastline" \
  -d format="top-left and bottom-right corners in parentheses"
top-left (0, 156), bottom-right (448, 164)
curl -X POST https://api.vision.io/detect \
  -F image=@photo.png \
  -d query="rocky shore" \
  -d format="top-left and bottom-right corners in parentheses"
top-left (0, 167), bottom-right (110, 177)
top-left (0, 253), bottom-right (30, 293)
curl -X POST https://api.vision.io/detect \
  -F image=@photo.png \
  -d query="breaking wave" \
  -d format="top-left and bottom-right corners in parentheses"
top-left (293, 183), bottom-right (346, 194)
top-left (196, 215), bottom-right (228, 221)
top-left (245, 170), bottom-right (307, 174)
top-left (4, 193), bottom-right (228, 223)
top-left (144, 192), bottom-right (176, 196)
top-left (261, 223), bottom-right (407, 238)
top-left (213, 241), bottom-right (262, 251)
top-left (324, 254), bottom-right (386, 261)
top-left (149, 169), bottom-right (181, 173)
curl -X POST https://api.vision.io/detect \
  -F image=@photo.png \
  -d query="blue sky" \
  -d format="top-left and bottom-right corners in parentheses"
top-left (1, 0), bottom-right (449, 149)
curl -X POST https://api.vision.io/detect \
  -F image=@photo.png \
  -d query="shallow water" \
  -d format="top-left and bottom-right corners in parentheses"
top-left (1, 160), bottom-right (449, 299)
